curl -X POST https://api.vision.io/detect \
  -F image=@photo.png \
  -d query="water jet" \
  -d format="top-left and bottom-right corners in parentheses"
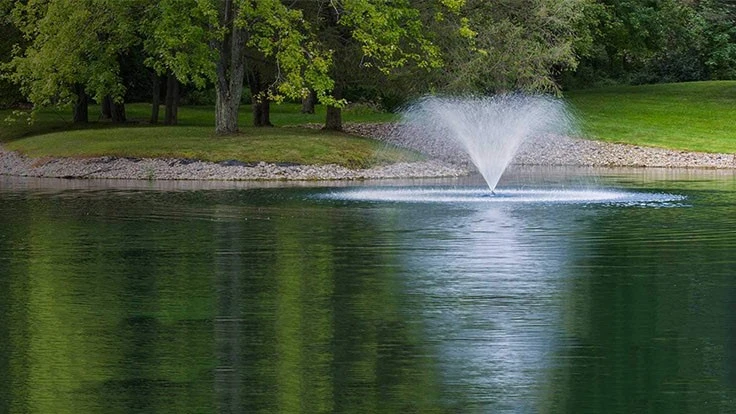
top-left (401, 95), bottom-right (573, 192)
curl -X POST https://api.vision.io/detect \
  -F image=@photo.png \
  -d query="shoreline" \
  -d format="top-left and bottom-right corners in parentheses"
top-left (2, 123), bottom-right (735, 181)
top-left (0, 145), bottom-right (470, 181)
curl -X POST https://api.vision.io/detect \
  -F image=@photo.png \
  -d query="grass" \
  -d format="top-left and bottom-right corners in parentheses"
top-left (4, 126), bottom-right (419, 168)
top-left (0, 103), bottom-right (406, 168)
top-left (4, 81), bottom-right (736, 165)
top-left (0, 102), bottom-right (397, 144)
top-left (566, 81), bottom-right (736, 153)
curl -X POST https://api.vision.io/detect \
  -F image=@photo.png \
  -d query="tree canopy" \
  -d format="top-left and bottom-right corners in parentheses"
top-left (4, 0), bottom-right (138, 106)
top-left (2, 0), bottom-right (735, 131)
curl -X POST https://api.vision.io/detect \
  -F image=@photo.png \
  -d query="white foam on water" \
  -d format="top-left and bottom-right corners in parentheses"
top-left (317, 187), bottom-right (686, 205)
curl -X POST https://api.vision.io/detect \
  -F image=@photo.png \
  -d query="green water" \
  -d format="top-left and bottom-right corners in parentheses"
top-left (1, 168), bottom-right (735, 413)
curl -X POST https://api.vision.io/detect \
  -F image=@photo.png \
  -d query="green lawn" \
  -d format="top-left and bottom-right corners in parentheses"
top-left (0, 103), bottom-right (406, 168)
top-left (3, 81), bottom-right (736, 166)
top-left (3, 126), bottom-right (419, 168)
top-left (0, 102), bottom-right (397, 143)
top-left (566, 81), bottom-right (736, 153)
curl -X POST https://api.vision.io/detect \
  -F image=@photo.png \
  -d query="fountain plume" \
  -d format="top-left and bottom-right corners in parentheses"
top-left (401, 95), bottom-right (573, 191)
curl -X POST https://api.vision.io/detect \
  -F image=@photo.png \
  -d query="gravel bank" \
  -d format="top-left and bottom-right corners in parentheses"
top-left (2, 123), bottom-right (734, 181)
top-left (0, 145), bottom-right (468, 181)
top-left (345, 123), bottom-right (736, 169)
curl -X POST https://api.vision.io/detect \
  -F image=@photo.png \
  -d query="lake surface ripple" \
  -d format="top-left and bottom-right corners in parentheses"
top-left (1, 168), bottom-right (736, 413)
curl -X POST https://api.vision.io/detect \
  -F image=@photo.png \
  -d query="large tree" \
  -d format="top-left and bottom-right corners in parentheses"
top-left (4, 0), bottom-right (139, 123)
top-left (426, 0), bottom-right (592, 94)
top-left (296, 0), bottom-right (445, 131)
top-left (140, 0), bottom-right (216, 125)
top-left (205, 0), bottom-right (337, 135)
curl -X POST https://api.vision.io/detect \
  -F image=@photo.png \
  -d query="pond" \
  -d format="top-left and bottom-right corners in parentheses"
top-left (1, 167), bottom-right (736, 413)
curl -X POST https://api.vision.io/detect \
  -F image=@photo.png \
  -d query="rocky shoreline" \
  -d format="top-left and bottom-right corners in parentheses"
top-left (0, 147), bottom-right (469, 181)
top-left (345, 123), bottom-right (736, 170)
top-left (2, 122), bottom-right (735, 181)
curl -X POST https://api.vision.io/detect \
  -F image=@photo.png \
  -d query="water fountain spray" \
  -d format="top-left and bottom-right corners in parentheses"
top-left (401, 95), bottom-right (573, 192)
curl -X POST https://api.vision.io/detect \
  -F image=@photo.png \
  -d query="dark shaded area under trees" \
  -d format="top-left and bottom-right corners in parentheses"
top-left (2, 0), bottom-right (736, 131)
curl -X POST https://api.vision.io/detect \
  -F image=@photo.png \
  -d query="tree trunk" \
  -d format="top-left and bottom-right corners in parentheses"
top-left (164, 74), bottom-right (179, 125)
top-left (215, 90), bottom-right (240, 134)
top-left (101, 95), bottom-right (112, 119)
top-left (325, 106), bottom-right (342, 131)
top-left (301, 89), bottom-right (316, 114)
top-left (213, 1), bottom-right (247, 135)
top-left (324, 85), bottom-right (343, 131)
top-left (151, 74), bottom-right (161, 124)
top-left (110, 101), bottom-right (126, 123)
top-left (248, 69), bottom-right (272, 127)
top-left (72, 84), bottom-right (88, 123)
top-left (324, 85), bottom-right (342, 131)
top-left (252, 98), bottom-right (273, 127)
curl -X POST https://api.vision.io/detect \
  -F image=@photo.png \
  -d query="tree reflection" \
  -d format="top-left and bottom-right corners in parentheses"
top-left (210, 199), bottom-right (448, 413)
top-left (0, 189), bottom-right (449, 413)
top-left (547, 200), bottom-right (736, 413)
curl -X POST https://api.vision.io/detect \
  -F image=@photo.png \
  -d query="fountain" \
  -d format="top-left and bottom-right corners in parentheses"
top-left (401, 94), bottom-right (573, 192)
top-left (319, 94), bottom-right (685, 206)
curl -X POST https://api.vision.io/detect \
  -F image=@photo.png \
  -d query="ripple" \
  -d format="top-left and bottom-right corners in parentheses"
top-left (318, 187), bottom-right (686, 205)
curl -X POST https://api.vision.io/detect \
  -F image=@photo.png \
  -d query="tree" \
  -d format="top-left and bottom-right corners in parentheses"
top-left (0, 12), bottom-right (25, 108)
top-left (564, 0), bottom-right (736, 87)
top-left (700, 0), bottom-right (736, 79)
top-left (4, 0), bottom-right (338, 134)
top-left (204, 0), bottom-right (337, 135)
top-left (4, 0), bottom-right (139, 123)
top-left (245, 51), bottom-right (277, 127)
top-left (140, 0), bottom-right (216, 125)
top-left (296, 0), bottom-right (444, 131)
top-left (208, 0), bottom-right (248, 135)
top-left (424, 0), bottom-right (592, 94)
top-left (301, 89), bottom-right (317, 114)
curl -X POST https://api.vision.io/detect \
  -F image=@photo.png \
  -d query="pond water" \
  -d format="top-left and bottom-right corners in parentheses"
top-left (1, 167), bottom-right (736, 413)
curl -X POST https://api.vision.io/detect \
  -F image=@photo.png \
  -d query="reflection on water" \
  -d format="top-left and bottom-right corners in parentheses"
top-left (1, 169), bottom-right (736, 413)
top-left (399, 206), bottom-right (571, 412)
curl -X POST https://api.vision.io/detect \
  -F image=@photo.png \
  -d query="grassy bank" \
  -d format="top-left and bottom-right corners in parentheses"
top-left (3, 126), bottom-right (419, 168)
top-left (566, 81), bottom-right (736, 153)
top-left (3, 81), bottom-right (736, 166)
top-left (0, 102), bottom-right (397, 143)
top-left (1, 103), bottom-right (405, 168)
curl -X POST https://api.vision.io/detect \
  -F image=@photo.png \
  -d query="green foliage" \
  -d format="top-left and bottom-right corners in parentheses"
top-left (238, 0), bottom-right (337, 105)
top-left (140, 0), bottom-right (216, 88)
top-left (0, 19), bottom-right (25, 108)
top-left (337, 0), bottom-right (442, 73)
top-left (566, 0), bottom-right (736, 87)
top-left (702, 0), bottom-right (736, 79)
top-left (428, 0), bottom-right (592, 94)
top-left (293, 0), bottom-right (449, 109)
top-left (4, 0), bottom-right (139, 106)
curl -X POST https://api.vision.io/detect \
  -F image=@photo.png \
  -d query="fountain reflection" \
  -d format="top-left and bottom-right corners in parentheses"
top-left (391, 201), bottom-right (575, 411)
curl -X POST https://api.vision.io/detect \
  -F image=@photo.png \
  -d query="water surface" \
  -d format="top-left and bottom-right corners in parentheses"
top-left (1, 167), bottom-right (736, 413)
